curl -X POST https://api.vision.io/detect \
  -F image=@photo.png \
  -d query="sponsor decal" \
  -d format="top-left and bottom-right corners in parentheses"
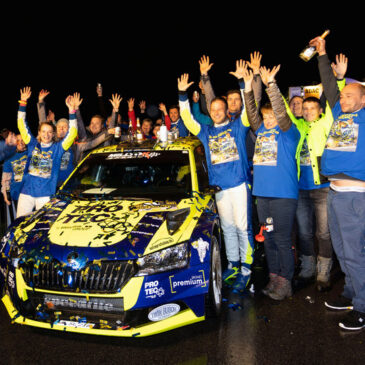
top-left (148, 237), bottom-right (174, 252)
top-left (58, 320), bottom-right (95, 329)
top-left (43, 294), bottom-right (124, 313)
top-left (144, 280), bottom-right (165, 299)
top-left (148, 303), bottom-right (180, 322)
top-left (49, 201), bottom-right (142, 247)
top-left (191, 238), bottom-right (209, 263)
top-left (106, 152), bottom-right (161, 160)
top-left (1, 232), bottom-right (11, 253)
top-left (169, 270), bottom-right (207, 294)
top-left (8, 271), bottom-right (15, 289)
top-left (0, 266), bottom-right (7, 278)
top-left (129, 201), bottom-right (177, 212)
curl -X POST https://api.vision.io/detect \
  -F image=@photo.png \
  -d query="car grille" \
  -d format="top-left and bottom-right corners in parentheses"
top-left (20, 260), bottom-right (136, 293)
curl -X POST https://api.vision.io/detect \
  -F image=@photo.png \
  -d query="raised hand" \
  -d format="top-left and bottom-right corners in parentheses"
top-left (72, 92), bottom-right (83, 110)
top-left (178, 74), bottom-right (194, 92)
top-left (38, 89), bottom-right (50, 103)
top-left (139, 100), bottom-right (146, 112)
top-left (109, 93), bottom-right (123, 111)
top-left (192, 90), bottom-right (200, 103)
top-left (127, 97), bottom-right (135, 111)
top-left (331, 53), bottom-right (348, 79)
top-left (20, 86), bottom-right (32, 102)
top-left (96, 83), bottom-right (103, 97)
top-left (47, 110), bottom-right (55, 123)
top-left (247, 51), bottom-right (262, 75)
top-left (260, 65), bottom-right (281, 87)
top-left (309, 36), bottom-right (326, 56)
top-left (65, 95), bottom-right (74, 112)
top-left (159, 103), bottom-right (168, 115)
top-left (199, 55), bottom-right (214, 75)
top-left (229, 59), bottom-right (247, 79)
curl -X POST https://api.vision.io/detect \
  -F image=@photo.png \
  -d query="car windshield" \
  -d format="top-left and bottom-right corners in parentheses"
top-left (59, 150), bottom-right (192, 200)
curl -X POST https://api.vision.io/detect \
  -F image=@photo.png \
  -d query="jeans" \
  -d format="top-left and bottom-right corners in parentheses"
top-left (257, 197), bottom-right (298, 281)
top-left (296, 188), bottom-right (332, 258)
top-left (327, 188), bottom-right (365, 313)
top-left (215, 182), bottom-right (254, 269)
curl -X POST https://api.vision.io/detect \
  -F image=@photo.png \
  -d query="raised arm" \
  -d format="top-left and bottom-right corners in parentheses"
top-left (310, 36), bottom-right (340, 108)
top-left (260, 66), bottom-right (292, 132)
top-left (71, 92), bottom-right (87, 141)
top-left (178, 74), bottom-right (201, 136)
top-left (247, 51), bottom-right (263, 109)
top-left (62, 95), bottom-right (78, 151)
top-left (37, 89), bottom-right (50, 124)
top-left (191, 91), bottom-right (213, 126)
top-left (241, 64), bottom-right (262, 132)
top-left (108, 93), bottom-right (123, 129)
top-left (17, 87), bottom-right (34, 145)
top-left (199, 55), bottom-right (215, 112)
top-left (159, 103), bottom-right (171, 130)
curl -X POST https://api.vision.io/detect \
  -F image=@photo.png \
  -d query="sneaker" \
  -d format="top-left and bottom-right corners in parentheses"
top-left (324, 295), bottom-right (353, 311)
top-left (339, 310), bottom-right (365, 331)
top-left (268, 276), bottom-right (292, 300)
top-left (316, 256), bottom-right (332, 292)
top-left (232, 268), bottom-right (251, 292)
top-left (262, 273), bottom-right (278, 296)
top-left (298, 255), bottom-right (316, 280)
top-left (222, 261), bottom-right (240, 283)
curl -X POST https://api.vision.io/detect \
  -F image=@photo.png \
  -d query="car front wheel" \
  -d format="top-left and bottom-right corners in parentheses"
top-left (206, 235), bottom-right (222, 317)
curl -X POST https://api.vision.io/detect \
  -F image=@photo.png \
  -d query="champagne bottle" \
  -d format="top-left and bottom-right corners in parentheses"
top-left (299, 29), bottom-right (330, 62)
top-left (128, 119), bottom-right (134, 143)
top-left (159, 119), bottom-right (168, 147)
top-left (136, 118), bottom-right (143, 143)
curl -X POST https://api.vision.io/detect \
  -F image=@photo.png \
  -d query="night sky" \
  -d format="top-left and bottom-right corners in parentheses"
top-left (4, 8), bottom-right (364, 133)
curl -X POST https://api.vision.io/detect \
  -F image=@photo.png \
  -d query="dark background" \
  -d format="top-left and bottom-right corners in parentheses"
top-left (4, 8), bottom-right (364, 133)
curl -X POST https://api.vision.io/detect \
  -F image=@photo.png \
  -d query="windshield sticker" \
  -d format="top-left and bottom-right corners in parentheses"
top-left (106, 152), bottom-right (161, 160)
top-left (82, 188), bottom-right (117, 194)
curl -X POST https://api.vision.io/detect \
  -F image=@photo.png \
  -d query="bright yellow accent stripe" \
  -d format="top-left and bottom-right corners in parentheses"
top-left (62, 119), bottom-right (77, 151)
top-left (180, 100), bottom-right (201, 136)
top-left (17, 115), bottom-right (31, 145)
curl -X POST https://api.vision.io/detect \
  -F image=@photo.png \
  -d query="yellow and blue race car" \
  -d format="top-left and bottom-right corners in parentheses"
top-left (0, 137), bottom-right (222, 337)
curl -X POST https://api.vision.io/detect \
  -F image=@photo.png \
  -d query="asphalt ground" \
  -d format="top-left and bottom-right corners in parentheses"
top-left (1, 262), bottom-right (364, 365)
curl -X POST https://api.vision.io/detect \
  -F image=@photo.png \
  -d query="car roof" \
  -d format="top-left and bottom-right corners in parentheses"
top-left (90, 137), bottom-right (202, 155)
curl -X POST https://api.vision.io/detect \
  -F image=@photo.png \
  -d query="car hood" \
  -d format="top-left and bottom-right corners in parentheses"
top-left (11, 196), bottom-right (208, 265)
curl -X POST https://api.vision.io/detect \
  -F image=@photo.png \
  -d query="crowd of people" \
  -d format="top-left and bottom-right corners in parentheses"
top-left (1, 33), bottom-right (364, 332)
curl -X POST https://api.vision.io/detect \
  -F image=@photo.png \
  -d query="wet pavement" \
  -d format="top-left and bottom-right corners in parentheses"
top-left (1, 264), bottom-right (364, 365)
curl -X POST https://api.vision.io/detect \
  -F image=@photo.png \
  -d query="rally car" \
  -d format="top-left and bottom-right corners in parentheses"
top-left (0, 137), bottom-right (223, 337)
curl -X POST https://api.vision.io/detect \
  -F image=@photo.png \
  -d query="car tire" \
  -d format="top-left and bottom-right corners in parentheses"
top-left (206, 235), bottom-right (222, 317)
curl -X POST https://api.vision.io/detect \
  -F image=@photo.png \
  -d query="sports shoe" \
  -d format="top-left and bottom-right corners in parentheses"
top-left (324, 295), bottom-right (353, 311)
top-left (232, 267), bottom-right (251, 292)
top-left (268, 276), bottom-right (292, 300)
top-left (298, 255), bottom-right (316, 280)
top-left (316, 256), bottom-right (332, 291)
top-left (262, 273), bottom-right (278, 296)
top-left (339, 310), bottom-right (365, 331)
top-left (222, 261), bottom-right (240, 283)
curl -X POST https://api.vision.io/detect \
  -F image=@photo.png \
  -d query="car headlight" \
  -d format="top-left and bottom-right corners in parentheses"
top-left (136, 242), bottom-right (189, 276)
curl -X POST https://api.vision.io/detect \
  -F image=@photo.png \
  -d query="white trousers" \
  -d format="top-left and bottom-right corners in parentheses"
top-left (215, 182), bottom-right (253, 266)
top-left (16, 193), bottom-right (50, 218)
